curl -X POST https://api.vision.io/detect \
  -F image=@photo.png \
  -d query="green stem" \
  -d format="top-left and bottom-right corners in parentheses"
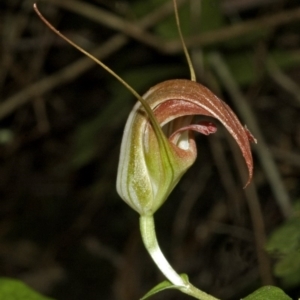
top-left (139, 215), bottom-right (220, 300)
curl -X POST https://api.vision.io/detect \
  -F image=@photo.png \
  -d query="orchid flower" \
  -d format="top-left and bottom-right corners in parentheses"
top-left (34, 1), bottom-right (256, 299)
top-left (117, 79), bottom-right (255, 216)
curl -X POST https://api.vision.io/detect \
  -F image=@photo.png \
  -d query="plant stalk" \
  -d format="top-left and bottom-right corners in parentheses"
top-left (139, 215), bottom-right (220, 300)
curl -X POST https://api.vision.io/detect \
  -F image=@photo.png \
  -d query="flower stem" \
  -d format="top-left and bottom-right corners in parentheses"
top-left (139, 215), bottom-right (220, 300)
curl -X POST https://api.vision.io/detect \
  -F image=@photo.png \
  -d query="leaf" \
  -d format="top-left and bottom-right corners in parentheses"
top-left (266, 205), bottom-right (300, 288)
top-left (266, 217), bottom-right (300, 255)
top-left (0, 278), bottom-right (53, 300)
top-left (275, 251), bottom-right (300, 276)
top-left (279, 269), bottom-right (300, 289)
top-left (140, 280), bottom-right (179, 300)
top-left (140, 274), bottom-right (189, 300)
top-left (242, 286), bottom-right (292, 300)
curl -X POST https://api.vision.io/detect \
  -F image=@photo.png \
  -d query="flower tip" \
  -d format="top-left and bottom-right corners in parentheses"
top-left (243, 179), bottom-right (251, 189)
top-left (243, 163), bottom-right (253, 189)
top-left (244, 125), bottom-right (257, 144)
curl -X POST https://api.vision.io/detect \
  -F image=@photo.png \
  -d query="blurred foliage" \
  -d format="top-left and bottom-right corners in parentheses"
top-left (243, 286), bottom-right (292, 300)
top-left (266, 202), bottom-right (300, 288)
top-left (0, 278), bottom-right (53, 300)
top-left (145, 0), bottom-right (225, 39)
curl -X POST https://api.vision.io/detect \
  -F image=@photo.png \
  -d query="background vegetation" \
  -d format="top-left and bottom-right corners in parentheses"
top-left (0, 0), bottom-right (300, 299)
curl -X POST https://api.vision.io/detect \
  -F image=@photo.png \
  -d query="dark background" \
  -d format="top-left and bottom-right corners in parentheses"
top-left (0, 0), bottom-right (300, 299)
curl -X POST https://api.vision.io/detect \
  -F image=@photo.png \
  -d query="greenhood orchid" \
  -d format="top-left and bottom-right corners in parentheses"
top-left (117, 79), bottom-right (255, 216)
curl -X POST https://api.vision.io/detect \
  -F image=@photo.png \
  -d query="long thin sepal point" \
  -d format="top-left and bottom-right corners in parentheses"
top-left (173, 0), bottom-right (196, 82)
top-left (33, 4), bottom-right (164, 142)
top-left (33, 3), bottom-right (173, 172)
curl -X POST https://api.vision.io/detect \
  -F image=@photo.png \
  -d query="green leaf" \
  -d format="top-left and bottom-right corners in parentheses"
top-left (280, 269), bottom-right (300, 289)
top-left (242, 286), bottom-right (292, 300)
top-left (265, 204), bottom-right (300, 288)
top-left (140, 274), bottom-right (189, 300)
top-left (140, 280), bottom-right (178, 300)
top-left (0, 278), bottom-right (53, 300)
top-left (275, 251), bottom-right (300, 276)
top-left (266, 218), bottom-right (300, 255)
top-left (272, 249), bottom-right (300, 288)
